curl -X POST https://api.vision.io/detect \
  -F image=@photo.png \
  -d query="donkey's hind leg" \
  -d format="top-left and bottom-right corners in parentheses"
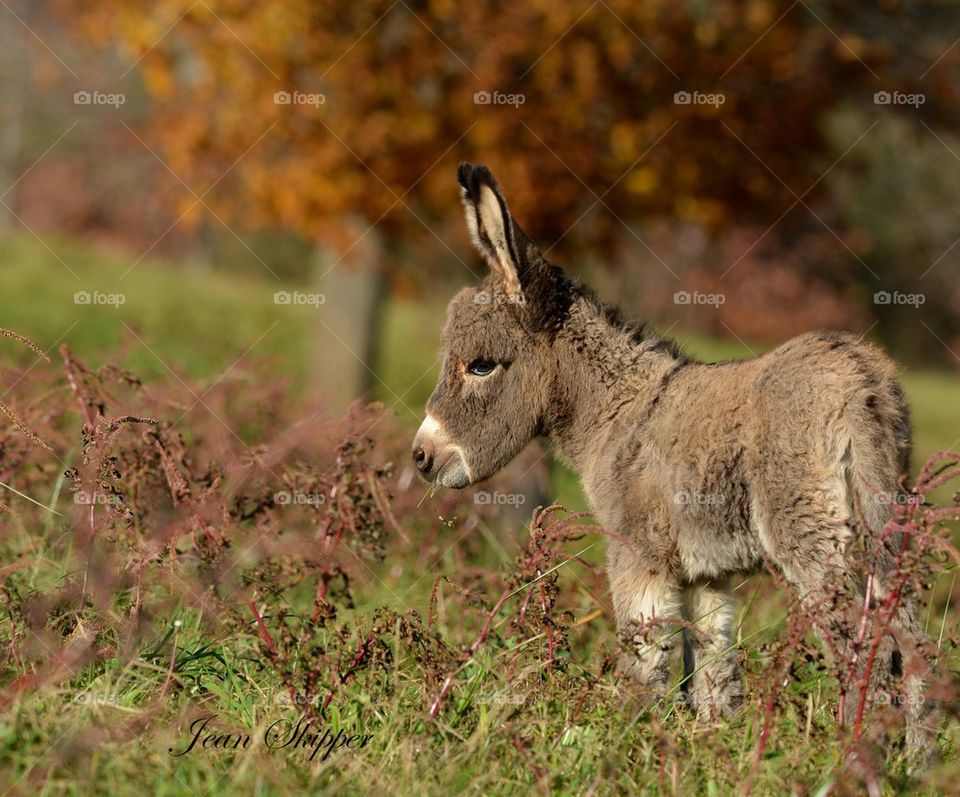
top-left (608, 540), bottom-right (684, 700)
top-left (758, 481), bottom-right (899, 727)
top-left (682, 580), bottom-right (742, 719)
top-left (871, 546), bottom-right (938, 763)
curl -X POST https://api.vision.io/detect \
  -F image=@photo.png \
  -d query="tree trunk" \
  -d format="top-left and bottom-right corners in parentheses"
top-left (0, 0), bottom-right (27, 231)
top-left (312, 222), bottom-right (387, 416)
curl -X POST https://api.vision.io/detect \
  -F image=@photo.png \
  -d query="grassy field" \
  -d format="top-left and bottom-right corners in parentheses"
top-left (0, 234), bottom-right (312, 383)
top-left (2, 233), bottom-right (959, 795)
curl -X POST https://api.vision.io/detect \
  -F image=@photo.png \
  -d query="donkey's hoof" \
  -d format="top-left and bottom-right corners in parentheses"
top-left (615, 655), bottom-right (670, 706)
top-left (904, 727), bottom-right (938, 774)
top-left (690, 685), bottom-right (743, 721)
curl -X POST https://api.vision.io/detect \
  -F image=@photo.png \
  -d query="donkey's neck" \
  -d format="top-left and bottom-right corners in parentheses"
top-left (543, 296), bottom-right (686, 477)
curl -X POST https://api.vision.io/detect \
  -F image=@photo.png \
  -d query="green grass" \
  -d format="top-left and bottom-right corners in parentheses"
top-left (3, 536), bottom-right (957, 796)
top-left (0, 233), bottom-right (313, 384)
top-left (2, 232), bottom-right (959, 795)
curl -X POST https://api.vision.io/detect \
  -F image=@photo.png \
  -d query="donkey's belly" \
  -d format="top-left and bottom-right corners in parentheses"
top-left (674, 490), bottom-right (765, 581)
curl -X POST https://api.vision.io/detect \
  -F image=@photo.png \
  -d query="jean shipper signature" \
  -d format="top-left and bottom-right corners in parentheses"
top-left (169, 714), bottom-right (375, 762)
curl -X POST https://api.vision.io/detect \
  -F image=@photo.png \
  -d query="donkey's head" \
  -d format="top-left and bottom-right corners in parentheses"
top-left (411, 163), bottom-right (573, 488)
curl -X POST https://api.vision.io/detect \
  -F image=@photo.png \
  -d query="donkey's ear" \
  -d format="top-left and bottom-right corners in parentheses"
top-left (457, 163), bottom-right (523, 297)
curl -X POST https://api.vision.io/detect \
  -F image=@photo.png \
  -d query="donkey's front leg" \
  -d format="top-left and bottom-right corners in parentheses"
top-left (608, 542), bottom-right (684, 700)
top-left (682, 581), bottom-right (742, 719)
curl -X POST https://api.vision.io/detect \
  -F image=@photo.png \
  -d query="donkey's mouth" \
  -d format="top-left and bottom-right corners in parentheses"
top-left (435, 450), bottom-right (472, 489)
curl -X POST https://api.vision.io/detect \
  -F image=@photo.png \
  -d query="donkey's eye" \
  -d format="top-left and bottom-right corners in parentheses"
top-left (466, 358), bottom-right (497, 377)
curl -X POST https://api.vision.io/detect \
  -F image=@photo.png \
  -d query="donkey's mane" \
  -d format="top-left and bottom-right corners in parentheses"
top-left (517, 228), bottom-right (688, 365)
top-left (572, 280), bottom-right (690, 365)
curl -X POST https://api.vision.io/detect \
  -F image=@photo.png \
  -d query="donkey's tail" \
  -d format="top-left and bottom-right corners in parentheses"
top-left (843, 363), bottom-right (936, 764)
top-left (844, 365), bottom-right (912, 539)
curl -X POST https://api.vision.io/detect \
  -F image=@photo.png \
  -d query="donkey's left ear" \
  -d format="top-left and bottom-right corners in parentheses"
top-left (457, 163), bottom-right (524, 298)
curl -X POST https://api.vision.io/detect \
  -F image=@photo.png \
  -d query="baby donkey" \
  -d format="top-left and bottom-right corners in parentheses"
top-left (413, 163), bottom-right (934, 758)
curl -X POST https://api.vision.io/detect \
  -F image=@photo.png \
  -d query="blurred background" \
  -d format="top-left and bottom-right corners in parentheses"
top-left (2, 0), bottom-right (959, 495)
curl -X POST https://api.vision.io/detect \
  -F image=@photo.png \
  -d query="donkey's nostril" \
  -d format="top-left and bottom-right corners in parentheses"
top-left (413, 446), bottom-right (433, 475)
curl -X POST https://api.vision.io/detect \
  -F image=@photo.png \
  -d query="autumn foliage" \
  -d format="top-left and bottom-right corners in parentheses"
top-left (57, 1), bottom-right (956, 251)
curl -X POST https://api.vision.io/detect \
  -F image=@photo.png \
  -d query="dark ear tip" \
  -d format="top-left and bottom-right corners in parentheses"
top-left (457, 162), bottom-right (500, 201)
top-left (457, 161), bottom-right (474, 190)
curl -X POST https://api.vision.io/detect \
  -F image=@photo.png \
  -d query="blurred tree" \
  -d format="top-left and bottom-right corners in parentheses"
top-left (0, 0), bottom-right (33, 232)
top-left (57, 0), bottom-right (960, 389)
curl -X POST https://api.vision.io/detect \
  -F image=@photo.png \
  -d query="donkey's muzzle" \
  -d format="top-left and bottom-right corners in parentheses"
top-left (412, 413), bottom-right (472, 488)
top-left (413, 444), bottom-right (434, 476)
